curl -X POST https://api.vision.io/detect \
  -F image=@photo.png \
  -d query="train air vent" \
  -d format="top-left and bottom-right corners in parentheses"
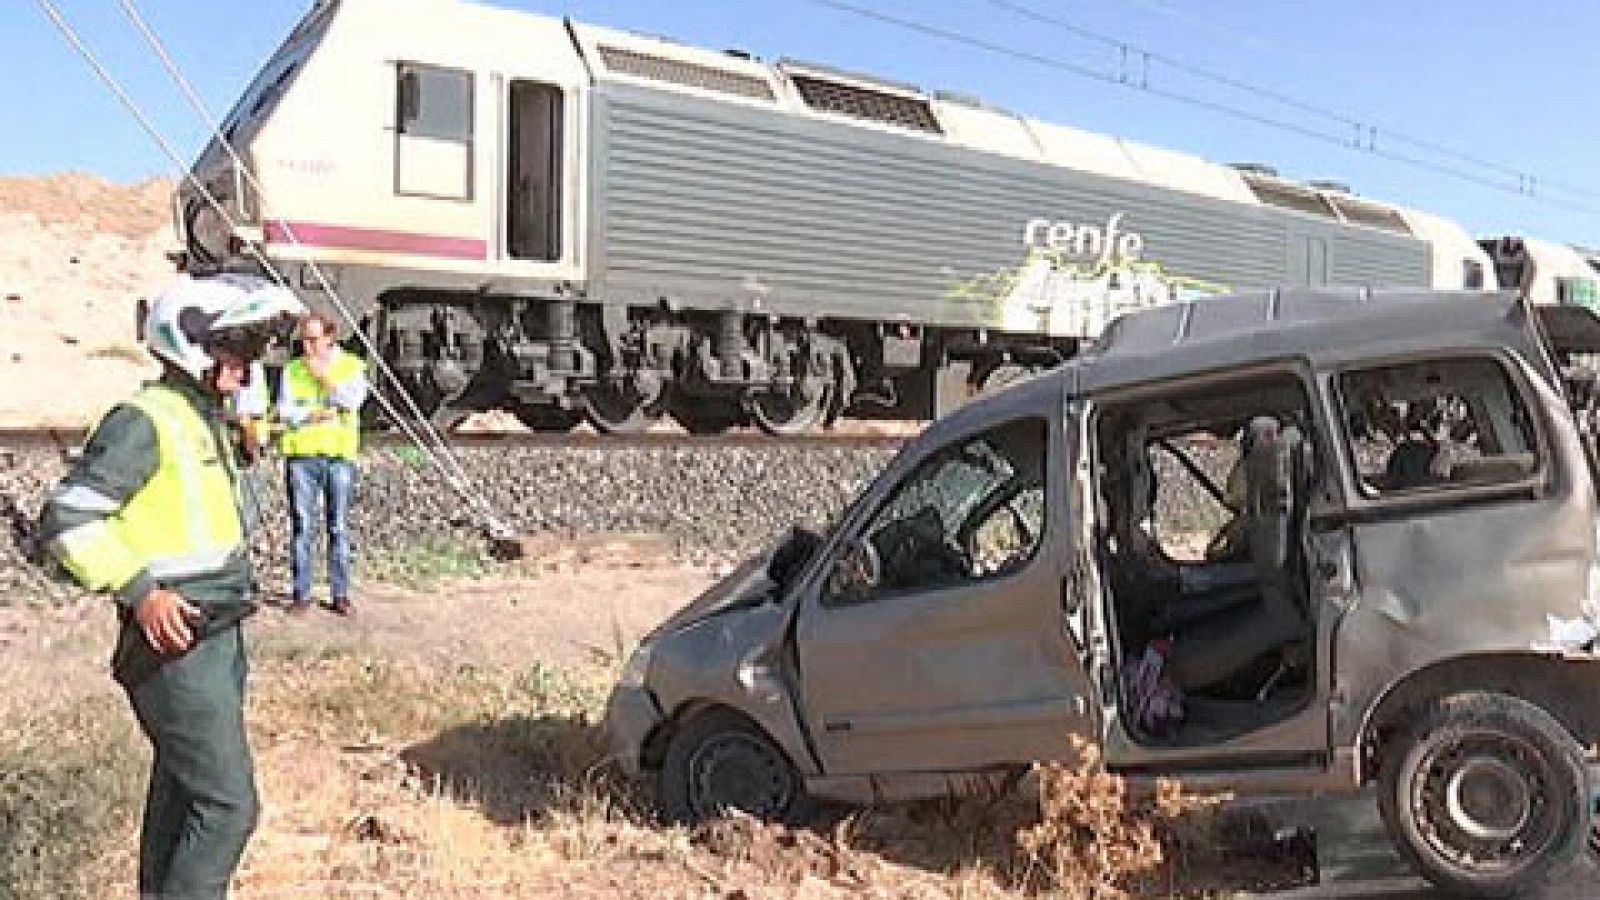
top-left (789, 74), bottom-right (943, 133)
top-left (1243, 173), bottom-right (1338, 219)
top-left (1326, 195), bottom-right (1412, 236)
top-left (598, 45), bottom-right (775, 101)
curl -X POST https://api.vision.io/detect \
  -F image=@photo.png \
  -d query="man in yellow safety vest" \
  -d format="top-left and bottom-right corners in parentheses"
top-left (40, 273), bottom-right (303, 899)
top-left (276, 311), bottom-right (368, 615)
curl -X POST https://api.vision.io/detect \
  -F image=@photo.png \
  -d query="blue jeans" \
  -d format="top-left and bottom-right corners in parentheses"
top-left (286, 456), bottom-right (356, 602)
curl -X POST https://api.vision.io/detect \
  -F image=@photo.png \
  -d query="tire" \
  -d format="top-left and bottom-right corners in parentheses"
top-left (1376, 691), bottom-right (1591, 898)
top-left (657, 709), bottom-right (809, 826)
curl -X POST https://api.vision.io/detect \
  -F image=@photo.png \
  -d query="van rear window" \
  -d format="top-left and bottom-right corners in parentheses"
top-left (1340, 357), bottom-right (1539, 496)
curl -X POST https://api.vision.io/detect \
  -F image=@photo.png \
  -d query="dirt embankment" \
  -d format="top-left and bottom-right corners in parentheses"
top-left (0, 173), bottom-right (173, 428)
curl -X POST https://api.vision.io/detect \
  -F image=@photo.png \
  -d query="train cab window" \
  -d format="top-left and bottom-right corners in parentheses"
top-left (508, 80), bottom-right (564, 262)
top-left (1463, 259), bottom-right (1485, 290)
top-left (396, 63), bottom-right (474, 200)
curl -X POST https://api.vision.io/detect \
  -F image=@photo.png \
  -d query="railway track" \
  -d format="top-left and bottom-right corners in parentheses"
top-left (0, 425), bottom-right (915, 452)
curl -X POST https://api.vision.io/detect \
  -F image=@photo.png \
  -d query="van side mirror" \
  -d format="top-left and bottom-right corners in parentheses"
top-left (827, 537), bottom-right (881, 602)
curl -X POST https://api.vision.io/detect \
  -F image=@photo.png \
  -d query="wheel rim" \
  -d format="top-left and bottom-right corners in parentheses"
top-left (583, 380), bottom-right (663, 434)
top-left (748, 378), bottom-right (830, 436)
top-left (687, 731), bottom-right (795, 820)
top-left (1410, 731), bottom-right (1559, 876)
top-left (1445, 757), bottom-right (1533, 841)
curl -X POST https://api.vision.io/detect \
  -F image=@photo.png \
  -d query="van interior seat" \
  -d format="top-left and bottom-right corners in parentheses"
top-left (1164, 416), bottom-right (1312, 693)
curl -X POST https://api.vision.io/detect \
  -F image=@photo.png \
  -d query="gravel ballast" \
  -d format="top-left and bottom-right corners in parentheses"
top-left (1, 441), bottom-right (899, 605)
top-left (2, 430), bottom-right (1245, 606)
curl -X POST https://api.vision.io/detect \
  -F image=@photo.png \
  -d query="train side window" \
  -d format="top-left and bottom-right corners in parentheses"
top-left (508, 80), bottom-right (564, 262)
top-left (1463, 259), bottom-right (1484, 290)
top-left (396, 63), bottom-right (474, 200)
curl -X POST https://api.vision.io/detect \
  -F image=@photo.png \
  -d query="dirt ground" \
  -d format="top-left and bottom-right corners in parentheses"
top-left (2, 555), bottom-right (1299, 900)
top-left (0, 559), bottom-right (716, 714)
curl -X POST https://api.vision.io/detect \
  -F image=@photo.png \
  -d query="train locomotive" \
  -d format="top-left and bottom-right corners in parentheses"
top-left (177, 0), bottom-right (1594, 434)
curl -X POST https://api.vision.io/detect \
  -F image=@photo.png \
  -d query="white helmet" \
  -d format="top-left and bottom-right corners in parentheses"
top-left (144, 274), bottom-right (306, 380)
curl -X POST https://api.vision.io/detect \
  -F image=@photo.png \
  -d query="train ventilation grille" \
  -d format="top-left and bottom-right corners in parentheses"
top-left (1243, 174), bottom-right (1338, 219)
top-left (789, 75), bottom-right (943, 134)
top-left (597, 45), bottom-right (775, 102)
top-left (1327, 195), bottom-right (1413, 235)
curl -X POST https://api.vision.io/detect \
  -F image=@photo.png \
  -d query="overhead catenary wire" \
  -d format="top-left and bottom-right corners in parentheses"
top-left (804, 0), bottom-right (1600, 219)
top-left (108, 0), bottom-right (484, 492)
top-left (987, 0), bottom-right (1600, 204)
top-left (33, 0), bottom-right (515, 540)
top-left (1099, 0), bottom-right (1600, 206)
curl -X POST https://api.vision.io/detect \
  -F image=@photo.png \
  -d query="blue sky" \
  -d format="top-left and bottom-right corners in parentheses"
top-left (10, 0), bottom-right (1600, 245)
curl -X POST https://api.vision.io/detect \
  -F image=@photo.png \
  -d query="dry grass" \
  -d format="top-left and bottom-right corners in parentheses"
top-left (1, 631), bottom-right (1293, 899)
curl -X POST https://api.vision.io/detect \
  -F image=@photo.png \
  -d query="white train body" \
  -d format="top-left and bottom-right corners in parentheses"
top-left (180, 0), bottom-right (1558, 432)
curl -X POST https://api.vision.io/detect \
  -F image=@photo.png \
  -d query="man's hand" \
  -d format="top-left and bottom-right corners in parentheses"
top-left (134, 587), bottom-right (201, 655)
top-left (306, 352), bottom-right (334, 387)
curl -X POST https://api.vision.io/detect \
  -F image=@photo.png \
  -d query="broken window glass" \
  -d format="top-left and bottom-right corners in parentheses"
top-left (1341, 357), bottom-right (1539, 495)
top-left (837, 417), bottom-right (1047, 600)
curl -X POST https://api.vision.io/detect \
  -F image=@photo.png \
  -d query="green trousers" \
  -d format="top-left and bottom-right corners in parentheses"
top-left (125, 624), bottom-right (258, 900)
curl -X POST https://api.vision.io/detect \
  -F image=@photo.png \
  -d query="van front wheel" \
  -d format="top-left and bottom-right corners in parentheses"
top-left (658, 709), bottom-right (808, 826)
top-left (1377, 692), bottom-right (1590, 897)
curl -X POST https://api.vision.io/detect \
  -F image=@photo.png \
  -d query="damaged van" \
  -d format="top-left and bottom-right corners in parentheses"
top-left (604, 288), bottom-right (1600, 897)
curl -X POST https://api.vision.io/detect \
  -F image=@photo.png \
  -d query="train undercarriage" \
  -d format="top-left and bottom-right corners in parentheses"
top-left (364, 291), bottom-right (1078, 436)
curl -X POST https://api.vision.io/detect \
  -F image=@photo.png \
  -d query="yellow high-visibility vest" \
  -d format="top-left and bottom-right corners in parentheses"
top-left (52, 385), bottom-right (245, 593)
top-left (279, 349), bottom-right (364, 460)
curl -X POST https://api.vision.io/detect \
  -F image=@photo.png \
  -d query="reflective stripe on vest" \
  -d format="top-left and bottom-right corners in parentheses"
top-left (50, 385), bottom-right (245, 592)
top-left (280, 349), bottom-right (363, 460)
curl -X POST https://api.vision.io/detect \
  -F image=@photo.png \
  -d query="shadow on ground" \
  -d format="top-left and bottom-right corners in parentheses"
top-left (401, 712), bottom-right (623, 826)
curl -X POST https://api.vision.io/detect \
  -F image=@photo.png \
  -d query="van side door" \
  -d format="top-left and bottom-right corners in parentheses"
top-left (793, 414), bottom-right (1098, 776)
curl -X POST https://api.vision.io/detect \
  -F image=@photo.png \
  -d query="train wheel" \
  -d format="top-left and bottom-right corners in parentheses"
top-left (366, 379), bottom-right (473, 434)
top-left (748, 377), bottom-right (831, 437)
top-left (672, 398), bottom-right (744, 436)
top-left (512, 403), bottom-right (582, 433)
top-left (583, 381), bottom-right (665, 435)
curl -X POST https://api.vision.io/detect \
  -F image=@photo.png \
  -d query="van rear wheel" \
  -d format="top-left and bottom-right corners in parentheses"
top-left (658, 709), bottom-right (808, 826)
top-left (1377, 692), bottom-right (1590, 897)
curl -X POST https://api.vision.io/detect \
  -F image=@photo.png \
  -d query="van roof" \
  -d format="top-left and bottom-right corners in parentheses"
top-left (1072, 289), bottom-right (1553, 391)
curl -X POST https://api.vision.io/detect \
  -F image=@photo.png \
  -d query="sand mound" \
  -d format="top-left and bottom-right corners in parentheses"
top-left (0, 173), bottom-right (174, 427)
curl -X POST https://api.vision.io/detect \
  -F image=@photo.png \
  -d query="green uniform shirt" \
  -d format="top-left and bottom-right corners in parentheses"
top-left (40, 374), bottom-right (254, 614)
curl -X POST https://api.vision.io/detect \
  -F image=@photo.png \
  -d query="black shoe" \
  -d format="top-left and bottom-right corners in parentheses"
top-left (331, 596), bottom-right (353, 617)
